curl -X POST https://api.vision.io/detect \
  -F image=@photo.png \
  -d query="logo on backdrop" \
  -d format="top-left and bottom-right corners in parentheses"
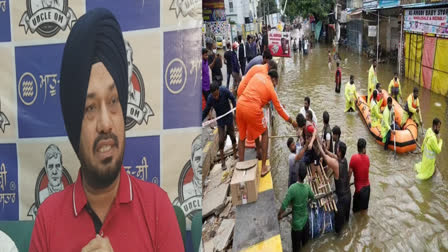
top-left (125, 41), bottom-right (154, 131)
top-left (165, 58), bottom-right (188, 95)
top-left (173, 135), bottom-right (202, 221)
top-left (0, 1), bottom-right (7, 13)
top-left (169, 0), bottom-right (201, 19)
top-left (27, 144), bottom-right (73, 219)
top-left (124, 156), bottom-right (159, 185)
top-left (189, 58), bottom-right (201, 89)
top-left (0, 162), bottom-right (16, 208)
top-left (0, 98), bottom-right (10, 133)
top-left (19, 0), bottom-right (77, 37)
top-left (18, 72), bottom-right (60, 106)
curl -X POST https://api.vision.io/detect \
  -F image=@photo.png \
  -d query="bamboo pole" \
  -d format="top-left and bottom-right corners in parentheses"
top-left (268, 135), bottom-right (298, 139)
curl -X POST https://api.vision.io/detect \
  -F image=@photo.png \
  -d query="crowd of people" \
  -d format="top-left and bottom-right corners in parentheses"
top-left (279, 96), bottom-right (370, 250)
top-left (202, 38), bottom-right (443, 251)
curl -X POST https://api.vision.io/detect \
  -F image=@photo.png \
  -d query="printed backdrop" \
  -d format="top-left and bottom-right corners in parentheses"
top-left (0, 0), bottom-right (202, 232)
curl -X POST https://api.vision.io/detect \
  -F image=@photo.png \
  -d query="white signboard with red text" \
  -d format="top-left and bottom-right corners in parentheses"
top-left (268, 30), bottom-right (291, 58)
top-left (404, 7), bottom-right (448, 36)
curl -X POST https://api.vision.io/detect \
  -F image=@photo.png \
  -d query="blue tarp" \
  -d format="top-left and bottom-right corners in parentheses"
top-left (314, 21), bottom-right (322, 41)
top-left (308, 205), bottom-right (335, 239)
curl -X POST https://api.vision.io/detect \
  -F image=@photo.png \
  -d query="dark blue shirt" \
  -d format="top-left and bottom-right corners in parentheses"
top-left (202, 87), bottom-right (236, 126)
top-left (231, 51), bottom-right (240, 73)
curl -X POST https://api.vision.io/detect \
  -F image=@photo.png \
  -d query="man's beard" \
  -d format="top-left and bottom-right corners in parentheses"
top-left (79, 133), bottom-right (123, 190)
top-left (434, 128), bottom-right (439, 135)
top-left (80, 156), bottom-right (122, 190)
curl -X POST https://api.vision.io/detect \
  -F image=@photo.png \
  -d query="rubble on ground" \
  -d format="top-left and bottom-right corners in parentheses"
top-left (202, 134), bottom-right (239, 252)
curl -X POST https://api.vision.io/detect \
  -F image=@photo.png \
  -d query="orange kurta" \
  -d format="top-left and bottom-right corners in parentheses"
top-left (236, 73), bottom-right (290, 141)
top-left (237, 64), bottom-right (269, 97)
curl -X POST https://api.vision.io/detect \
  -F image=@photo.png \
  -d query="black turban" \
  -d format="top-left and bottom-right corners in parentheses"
top-left (60, 8), bottom-right (128, 155)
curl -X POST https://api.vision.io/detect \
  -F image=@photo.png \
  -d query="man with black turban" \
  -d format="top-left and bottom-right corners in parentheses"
top-left (30, 9), bottom-right (184, 251)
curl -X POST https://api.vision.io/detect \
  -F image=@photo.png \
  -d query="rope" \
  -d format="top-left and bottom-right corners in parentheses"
top-left (406, 126), bottom-right (422, 149)
top-left (202, 107), bottom-right (236, 127)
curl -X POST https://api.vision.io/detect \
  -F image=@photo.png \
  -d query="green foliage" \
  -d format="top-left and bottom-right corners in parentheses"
top-left (281, 0), bottom-right (334, 21)
top-left (257, 0), bottom-right (279, 17)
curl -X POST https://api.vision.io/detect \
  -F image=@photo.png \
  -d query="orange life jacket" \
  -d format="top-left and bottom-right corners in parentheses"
top-left (393, 80), bottom-right (399, 88)
top-left (410, 95), bottom-right (418, 109)
top-left (370, 90), bottom-right (383, 102)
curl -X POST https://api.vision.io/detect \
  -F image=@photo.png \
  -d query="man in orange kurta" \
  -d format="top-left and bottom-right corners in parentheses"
top-left (237, 60), bottom-right (277, 158)
top-left (236, 70), bottom-right (298, 176)
top-left (237, 60), bottom-right (277, 97)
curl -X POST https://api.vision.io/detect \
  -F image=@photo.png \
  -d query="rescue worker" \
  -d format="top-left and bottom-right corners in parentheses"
top-left (372, 83), bottom-right (384, 103)
top-left (402, 87), bottom-right (422, 128)
top-left (367, 60), bottom-right (377, 106)
top-left (237, 59), bottom-right (277, 97)
top-left (344, 75), bottom-right (357, 112)
top-left (381, 97), bottom-right (400, 150)
top-left (415, 118), bottom-right (443, 180)
top-left (236, 70), bottom-right (298, 177)
top-left (370, 90), bottom-right (383, 128)
top-left (388, 72), bottom-right (402, 102)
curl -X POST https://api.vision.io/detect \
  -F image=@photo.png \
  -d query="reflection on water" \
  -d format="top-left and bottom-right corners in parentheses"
top-left (271, 44), bottom-right (448, 251)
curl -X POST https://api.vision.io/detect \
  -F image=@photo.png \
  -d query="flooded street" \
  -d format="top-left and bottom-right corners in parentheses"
top-left (270, 44), bottom-right (448, 251)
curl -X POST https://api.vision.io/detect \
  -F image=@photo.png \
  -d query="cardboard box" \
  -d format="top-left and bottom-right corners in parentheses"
top-left (230, 161), bottom-right (259, 206)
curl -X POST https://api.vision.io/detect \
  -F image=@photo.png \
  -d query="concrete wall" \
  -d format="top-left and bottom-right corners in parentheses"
top-left (225, 0), bottom-right (259, 25)
top-left (347, 20), bottom-right (364, 53)
top-left (379, 16), bottom-right (400, 53)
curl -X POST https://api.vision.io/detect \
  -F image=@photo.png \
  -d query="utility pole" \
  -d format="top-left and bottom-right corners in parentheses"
top-left (376, 10), bottom-right (380, 63)
top-left (398, 13), bottom-right (403, 76)
top-left (267, 0), bottom-right (270, 27)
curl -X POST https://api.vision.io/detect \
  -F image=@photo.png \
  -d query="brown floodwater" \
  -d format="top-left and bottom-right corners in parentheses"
top-left (270, 44), bottom-right (448, 251)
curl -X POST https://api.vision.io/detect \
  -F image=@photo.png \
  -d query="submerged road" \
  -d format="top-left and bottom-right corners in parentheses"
top-left (270, 44), bottom-right (448, 251)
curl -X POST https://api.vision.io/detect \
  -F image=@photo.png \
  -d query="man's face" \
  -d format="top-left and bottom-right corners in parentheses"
top-left (202, 53), bottom-right (208, 61)
top-left (434, 123), bottom-right (441, 135)
top-left (289, 141), bottom-right (296, 153)
top-left (388, 102), bottom-right (392, 110)
top-left (304, 101), bottom-right (309, 111)
top-left (212, 89), bottom-right (219, 100)
top-left (45, 156), bottom-right (62, 187)
top-left (414, 90), bottom-right (419, 99)
top-left (333, 133), bottom-right (339, 142)
top-left (192, 148), bottom-right (202, 181)
top-left (78, 62), bottom-right (125, 189)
